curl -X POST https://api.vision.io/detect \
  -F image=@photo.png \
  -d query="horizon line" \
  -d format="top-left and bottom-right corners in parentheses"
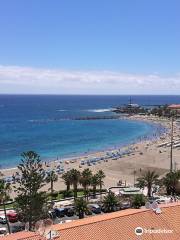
top-left (0, 93), bottom-right (180, 96)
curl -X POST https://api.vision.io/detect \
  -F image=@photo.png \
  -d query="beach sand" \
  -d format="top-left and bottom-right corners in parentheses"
top-left (1, 115), bottom-right (180, 198)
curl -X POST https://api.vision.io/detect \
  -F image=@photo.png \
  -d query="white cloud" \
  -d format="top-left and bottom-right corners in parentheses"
top-left (0, 65), bottom-right (180, 94)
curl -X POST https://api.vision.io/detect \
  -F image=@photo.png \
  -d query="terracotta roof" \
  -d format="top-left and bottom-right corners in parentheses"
top-left (2, 202), bottom-right (180, 240)
top-left (53, 202), bottom-right (180, 240)
top-left (1, 231), bottom-right (41, 240)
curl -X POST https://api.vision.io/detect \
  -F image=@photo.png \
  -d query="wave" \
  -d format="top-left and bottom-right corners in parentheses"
top-left (56, 109), bottom-right (67, 112)
top-left (28, 118), bottom-right (70, 123)
top-left (56, 108), bottom-right (114, 113)
top-left (86, 108), bottom-right (114, 113)
top-left (28, 119), bottom-right (59, 123)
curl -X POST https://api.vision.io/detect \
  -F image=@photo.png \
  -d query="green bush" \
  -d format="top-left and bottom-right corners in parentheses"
top-left (51, 191), bottom-right (59, 199)
top-left (57, 188), bottom-right (107, 200)
top-left (61, 190), bottom-right (73, 198)
top-left (88, 188), bottom-right (107, 193)
top-left (132, 194), bottom-right (145, 209)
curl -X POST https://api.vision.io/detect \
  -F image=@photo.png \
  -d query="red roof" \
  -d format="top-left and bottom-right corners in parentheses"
top-left (1, 202), bottom-right (180, 240)
top-left (1, 231), bottom-right (41, 240)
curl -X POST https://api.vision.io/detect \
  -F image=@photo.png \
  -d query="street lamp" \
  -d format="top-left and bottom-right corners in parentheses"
top-left (170, 115), bottom-right (174, 172)
top-left (133, 170), bottom-right (136, 186)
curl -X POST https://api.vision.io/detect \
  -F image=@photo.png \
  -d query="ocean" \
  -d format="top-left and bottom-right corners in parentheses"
top-left (0, 95), bottom-right (178, 168)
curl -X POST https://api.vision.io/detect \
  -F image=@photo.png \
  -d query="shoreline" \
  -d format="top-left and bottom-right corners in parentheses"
top-left (1, 115), bottom-right (167, 174)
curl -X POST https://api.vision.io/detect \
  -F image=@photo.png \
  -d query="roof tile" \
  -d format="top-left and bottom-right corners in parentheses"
top-left (2, 202), bottom-right (180, 240)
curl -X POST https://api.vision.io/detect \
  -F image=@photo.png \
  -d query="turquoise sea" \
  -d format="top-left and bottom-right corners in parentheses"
top-left (0, 95), bottom-right (177, 168)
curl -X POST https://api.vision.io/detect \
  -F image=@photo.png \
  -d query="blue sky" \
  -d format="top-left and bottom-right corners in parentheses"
top-left (0, 0), bottom-right (179, 94)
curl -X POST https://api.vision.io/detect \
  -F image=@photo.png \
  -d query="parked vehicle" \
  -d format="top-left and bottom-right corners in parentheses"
top-left (64, 207), bottom-right (75, 217)
top-left (0, 216), bottom-right (6, 224)
top-left (0, 227), bottom-right (7, 236)
top-left (101, 204), bottom-right (119, 213)
top-left (11, 223), bottom-right (25, 233)
top-left (48, 210), bottom-right (57, 219)
top-left (87, 204), bottom-right (101, 214)
top-left (120, 202), bottom-right (131, 210)
top-left (54, 208), bottom-right (65, 218)
top-left (156, 199), bottom-right (166, 204)
top-left (7, 212), bottom-right (18, 223)
top-left (85, 209), bottom-right (93, 216)
top-left (56, 168), bottom-right (64, 174)
top-left (156, 196), bottom-right (171, 204)
top-left (148, 196), bottom-right (160, 204)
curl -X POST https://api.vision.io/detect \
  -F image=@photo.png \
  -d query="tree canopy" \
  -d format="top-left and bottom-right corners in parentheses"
top-left (15, 151), bottom-right (48, 231)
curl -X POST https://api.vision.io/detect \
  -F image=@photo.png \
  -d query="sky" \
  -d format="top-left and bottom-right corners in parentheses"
top-left (0, 0), bottom-right (179, 94)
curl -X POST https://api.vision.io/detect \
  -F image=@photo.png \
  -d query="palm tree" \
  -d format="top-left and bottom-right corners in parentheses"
top-left (62, 171), bottom-right (71, 192)
top-left (102, 191), bottom-right (118, 213)
top-left (80, 168), bottom-right (92, 200)
top-left (0, 178), bottom-right (11, 234)
top-left (74, 197), bottom-right (88, 219)
top-left (136, 170), bottom-right (159, 197)
top-left (69, 169), bottom-right (81, 199)
top-left (91, 173), bottom-right (99, 198)
top-left (163, 170), bottom-right (180, 196)
top-left (97, 170), bottom-right (106, 200)
top-left (46, 170), bottom-right (58, 200)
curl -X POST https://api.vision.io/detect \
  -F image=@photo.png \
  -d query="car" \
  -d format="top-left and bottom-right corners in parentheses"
top-left (54, 208), bottom-right (65, 218)
top-left (148, 196), bottom-right (160, 204)
top-left (7, 212), bottom-right (18, 223)
top-left (101, 205), bottom-right (118, 213)
top-left (10, 224), bottom-right (25, 233)
top-left (156, 199), bottom-right (166, 204)
top-left (85, 209), bottom-right (93, 216)
top-left (87, 204), bottom-right (101, 214)
top-left (0, 216), bottom-right (7, 224)
top-left (56, 168), bottom-right (64, 174)
top-left (120, 202), bottom-right (131, 210)
top-left (64, 207), bottom-right (75, 217)
top-left (48, 210), bottom-right (57, 219)
top-left (0, 227), bottom-right (7, 236)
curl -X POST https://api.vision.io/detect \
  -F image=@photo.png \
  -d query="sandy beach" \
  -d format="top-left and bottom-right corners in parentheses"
top-left (1, 115), bottom-right (180, 198)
